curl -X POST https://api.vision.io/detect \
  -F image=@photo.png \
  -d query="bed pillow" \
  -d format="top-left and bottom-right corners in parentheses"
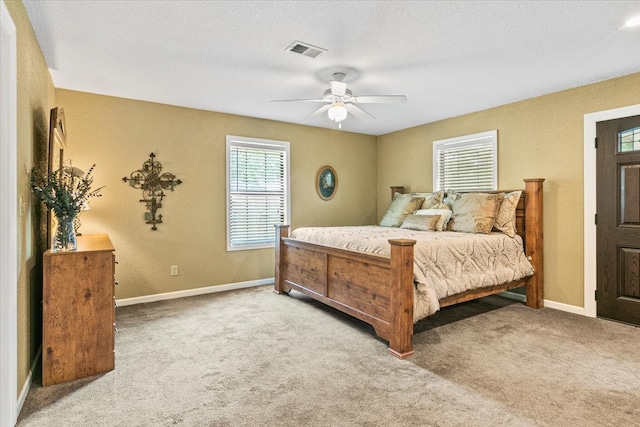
top-left (447, 192), bottom-right (504, 234)
top-left (409, 190), bottom-right (444, 209)
top-left (379, 194), bottom-right (425, 227)
top-left (492, 190), bottom-right (522, 237)
top-left (400, 214), bottom-right (440, 232)
top-left (414, 204), bottom-right (452, 231)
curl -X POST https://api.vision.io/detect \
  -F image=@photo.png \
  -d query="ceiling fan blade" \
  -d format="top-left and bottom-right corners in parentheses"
top-left (271, 98), bottom-right (326, 103)
top-left (303, 104), bottom-right (332, 121)
top-left (330, 81), bottom-right (347, 97)
top-left (349, 95), bottom-right (407, 104)
top-left (345, 103), bottom-right (375, 123)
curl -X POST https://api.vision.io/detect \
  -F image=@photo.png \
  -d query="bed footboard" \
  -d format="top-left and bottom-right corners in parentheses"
top-left (274, 225), bottom-right (416, 358)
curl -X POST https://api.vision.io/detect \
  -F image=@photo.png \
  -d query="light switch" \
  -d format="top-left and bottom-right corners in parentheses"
top-left (19, 195), bottom-right (26, 216)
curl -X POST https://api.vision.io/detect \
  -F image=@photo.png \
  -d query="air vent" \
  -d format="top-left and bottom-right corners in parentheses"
top-left (285, 41), bottom-right (327, 58)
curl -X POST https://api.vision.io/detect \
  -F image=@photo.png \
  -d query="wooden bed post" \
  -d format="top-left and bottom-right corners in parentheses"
top-left (274, 225), bottom-right (291, 294)
top-left (387, 238), bottom-right (416, 359)
top-left (524, 179), bottom-right (545, 309)
top-left (390, 186), bottom-right (405, 201)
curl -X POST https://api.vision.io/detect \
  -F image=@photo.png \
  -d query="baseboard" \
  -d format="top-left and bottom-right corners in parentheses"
top-left (116, 278), bottom-right (274, 307)
top-left (543, 299), bottom-right (587, 316)
top-left (500, 291), bottom-right (587, 316)
top-left (17, 345), bottom-right (41, 416)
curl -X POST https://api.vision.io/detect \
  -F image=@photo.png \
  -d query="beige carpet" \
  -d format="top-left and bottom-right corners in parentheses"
top-left (17, 285), bottom-right (640, 426)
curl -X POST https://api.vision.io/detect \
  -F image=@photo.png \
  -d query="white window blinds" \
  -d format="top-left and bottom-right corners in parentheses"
top-left (433, 130), bottom-right (497, 191)
top-left (226, 136), bottom-right (289, 251)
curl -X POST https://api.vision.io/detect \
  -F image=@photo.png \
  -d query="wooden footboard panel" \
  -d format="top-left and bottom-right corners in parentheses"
top-left (277, 235), bottom-right (394, 337)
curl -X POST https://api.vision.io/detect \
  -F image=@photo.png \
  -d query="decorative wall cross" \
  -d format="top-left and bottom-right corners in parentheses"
top-left (122, 153), bottom-right (182, 230)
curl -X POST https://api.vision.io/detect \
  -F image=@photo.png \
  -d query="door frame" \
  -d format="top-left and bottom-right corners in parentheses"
top-left (584, 103), bottom-right (640, 318)
top-left (0, 0), bottom-right (18, 425)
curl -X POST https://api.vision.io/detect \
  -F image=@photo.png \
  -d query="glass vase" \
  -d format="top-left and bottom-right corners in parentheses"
top-left (52, 216), bottom-right (77, 252)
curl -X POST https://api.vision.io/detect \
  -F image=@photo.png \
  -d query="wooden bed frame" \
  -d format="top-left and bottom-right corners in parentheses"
top-left (274, 178), bottom-right (544, 358)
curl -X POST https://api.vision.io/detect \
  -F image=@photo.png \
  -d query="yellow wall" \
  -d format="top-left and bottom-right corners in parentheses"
top-left (378, 72), bottom-right (640, 307)
top-left (5, 0), bottom-right (56, 394)
top-left (55, 89), bottom-right (378, 299)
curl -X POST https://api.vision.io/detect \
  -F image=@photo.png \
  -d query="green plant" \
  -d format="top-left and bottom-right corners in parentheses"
top-left (30, 163), bottom-right (104, 220)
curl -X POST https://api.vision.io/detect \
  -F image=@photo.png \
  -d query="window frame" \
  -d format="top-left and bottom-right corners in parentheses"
top-left (432, 130), bottom-right (498, 191)
top-left (618, 126), bottom-right (640, 153)
top-left (226, 135), bottom-right (290, 251)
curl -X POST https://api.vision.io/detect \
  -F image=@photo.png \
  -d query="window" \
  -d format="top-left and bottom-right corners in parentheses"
top-left (226, 136), bottom-right (290, 251)
top-left (618, 126), bottom-right (640, 152)
top-left (433, 130), bottom-right (497, 191)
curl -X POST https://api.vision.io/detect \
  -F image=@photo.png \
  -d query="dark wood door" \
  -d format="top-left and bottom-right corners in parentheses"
top-left (596, 115), bottom-right (640, 325)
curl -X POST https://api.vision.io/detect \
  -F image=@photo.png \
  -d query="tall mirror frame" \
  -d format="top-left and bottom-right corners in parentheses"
top-left (47, 107), bottom-right (67, 246)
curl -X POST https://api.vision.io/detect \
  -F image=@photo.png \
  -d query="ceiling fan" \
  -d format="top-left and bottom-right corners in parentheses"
top-left (271, 72), bottom-right (407, 128)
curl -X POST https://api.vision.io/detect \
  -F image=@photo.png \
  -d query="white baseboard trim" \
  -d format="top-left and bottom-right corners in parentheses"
top-left (17, 345), bottom-right (41, 416)
top-left (542, 299), bottom-right (587, 316)
top-left (116, 278), bottom-right (274, 307)
top-left (500, 291), bottom-right (587, 316)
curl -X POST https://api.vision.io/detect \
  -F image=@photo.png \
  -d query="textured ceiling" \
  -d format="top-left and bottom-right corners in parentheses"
top-left (23, 1), bottom-right (640, 136)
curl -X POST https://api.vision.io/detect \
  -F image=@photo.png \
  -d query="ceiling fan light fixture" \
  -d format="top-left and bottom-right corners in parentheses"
top-left (271, 69), bottom-right (406, 129)
top-left (328, 103), bottom-right (348, 122)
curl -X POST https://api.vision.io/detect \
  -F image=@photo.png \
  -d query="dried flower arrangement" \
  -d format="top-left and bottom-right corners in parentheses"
top-left (30, 163), bottom-right (103, 250)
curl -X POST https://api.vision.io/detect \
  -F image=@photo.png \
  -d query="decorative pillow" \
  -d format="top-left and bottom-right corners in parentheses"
top-left (400, 214), bottom-right (440, 232)
top-left (379, 194), bottom-right (425, 227)
top-left (447, 193), bottom-right (505, 234)
top-left (409, 190), bottom-right (444, 209)
top-left (414, 205), bottom-right (453, 231)
top-left (493, 191), bottom-right (522, 237)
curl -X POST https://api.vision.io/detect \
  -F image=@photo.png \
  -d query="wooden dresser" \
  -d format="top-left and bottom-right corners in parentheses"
top-left (42, 233), bottom-right (116, 386)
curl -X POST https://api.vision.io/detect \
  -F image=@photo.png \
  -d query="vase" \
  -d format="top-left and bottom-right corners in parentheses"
top-left (52, 216), bottom-right (77, 252)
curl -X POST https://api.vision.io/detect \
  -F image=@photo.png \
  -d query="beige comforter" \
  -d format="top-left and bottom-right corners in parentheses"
top-left (289, 226), bottom-right (534, 322)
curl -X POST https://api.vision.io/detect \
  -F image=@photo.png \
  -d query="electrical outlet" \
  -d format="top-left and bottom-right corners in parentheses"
top-left (170, 265), bottom-right (179, 276)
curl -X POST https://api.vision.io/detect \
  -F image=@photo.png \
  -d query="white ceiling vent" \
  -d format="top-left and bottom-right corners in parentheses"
top-left (285, 41), bottom-right (327, 58)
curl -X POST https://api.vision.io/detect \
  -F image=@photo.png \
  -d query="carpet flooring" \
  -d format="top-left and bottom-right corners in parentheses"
top-left (17, 285), bottom-right (640, 426)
